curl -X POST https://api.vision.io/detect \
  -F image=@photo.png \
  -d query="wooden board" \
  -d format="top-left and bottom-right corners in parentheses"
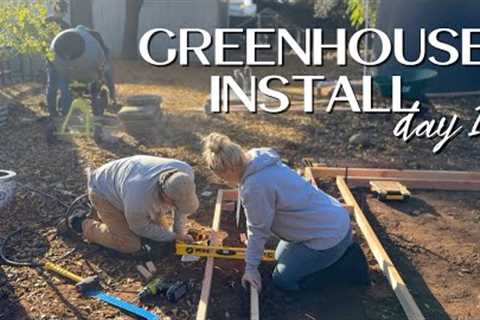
top-left (222, 188), bottom-right (353, 214)
top-left (306, 167), bottom-right (480, 191)
top-left (343, 176), bottom-right (480, 191)
top-left (196, 189), bottom-right (262, 320)
top-left (251, 286), bottom-right (260, 320)
top-left (197, 187), bottom-right (353, 320)
top-left (336, 177), bottom-right (425, 320)
top-left (308, 166), bottom-right (480, 181)
top-left (370, 180), bottom-right (411, 199)
top-left (223, 189), bottom-right (239, 202)
top-left (196, 190), bottom-right (224, 320)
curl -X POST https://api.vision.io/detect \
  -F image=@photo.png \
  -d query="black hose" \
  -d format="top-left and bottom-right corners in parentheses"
top-left (17, 182), bottom-right (71, 208)
top-left (0, 193), bottom-right (89, 266)
top-left (65, 193), bottom-right (89, 218)
top-left (63, 193), bottom-right (89, 231)
top-left (0, 227), bottom-right (41, 267)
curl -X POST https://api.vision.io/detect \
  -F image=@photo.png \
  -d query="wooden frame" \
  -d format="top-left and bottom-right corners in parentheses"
top-left (196, 165), bottom-right (480, 319)
top-left (305, 166), bottom-right (480, 191)
top-left (306, 165), bottom-right (480, 320)
top-left (250, 286), bottom-right (260, 320)
top-left (336, 177), bottom-right (425, 320)
top-left (196, 189), bottom-right (262, 320)
top-left (196, 190), bottom-right (224, 320)
top-left (195, 187), bottom-right (357, 320)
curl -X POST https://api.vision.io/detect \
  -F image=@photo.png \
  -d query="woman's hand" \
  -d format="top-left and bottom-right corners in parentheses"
top-left (241, 269), bottom-right (262, 292)
top-left (176, 233), bottom-right (194, 243)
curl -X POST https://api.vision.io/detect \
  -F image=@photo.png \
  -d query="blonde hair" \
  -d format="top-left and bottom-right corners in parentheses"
top-left (203, 133), bottom-right (248, 173)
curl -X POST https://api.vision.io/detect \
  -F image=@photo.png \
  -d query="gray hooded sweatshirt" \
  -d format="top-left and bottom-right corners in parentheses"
top-left (88, 155), bottom-right (194, 242)
top-left (241, 149), bottom-right (351, 273)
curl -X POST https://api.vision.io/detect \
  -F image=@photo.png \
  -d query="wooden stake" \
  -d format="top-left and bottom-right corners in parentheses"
top-left (236, 190), bottom-right (242, 228)
top-left (336, 177), bottom-right (425, 320)
top-left (250, 286), bottom-right (260, 320)
top-left (196, 190), bottom-right (224, 320)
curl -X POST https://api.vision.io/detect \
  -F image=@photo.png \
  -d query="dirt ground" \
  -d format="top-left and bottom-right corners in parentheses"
top-left (357, 190), bottom-right (480, 320)
top-left (0, 58), bottom-right (479, 320)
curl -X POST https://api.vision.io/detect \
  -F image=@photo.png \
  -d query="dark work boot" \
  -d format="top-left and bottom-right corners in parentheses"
top-left (56, 209), bottom-right (88, 238)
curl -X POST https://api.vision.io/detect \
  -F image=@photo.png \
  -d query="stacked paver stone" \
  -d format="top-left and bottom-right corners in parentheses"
top-left (118, 95), bottom-right (162, 138)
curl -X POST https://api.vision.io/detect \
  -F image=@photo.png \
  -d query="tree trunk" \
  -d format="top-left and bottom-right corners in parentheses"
top-left (70, 0), bottom-right (93, 28)
top-left (122, 0), bottom-right (144, 59)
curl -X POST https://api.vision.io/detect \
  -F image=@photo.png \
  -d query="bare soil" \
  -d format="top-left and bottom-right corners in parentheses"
top-left (356, 190), bottom-right (480, 320)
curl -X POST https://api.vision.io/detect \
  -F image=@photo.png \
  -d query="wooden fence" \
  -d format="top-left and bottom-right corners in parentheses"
top-left (0, 48), bottom-right (45, 86)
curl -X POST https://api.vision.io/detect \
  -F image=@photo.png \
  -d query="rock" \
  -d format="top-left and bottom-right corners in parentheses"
top-left (349, 133), bottom-right (371, 147)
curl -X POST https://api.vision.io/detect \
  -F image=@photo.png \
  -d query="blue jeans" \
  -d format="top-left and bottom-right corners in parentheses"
top-left (46, 62), bottom-right (72, 116)
top-left (272, 228), bottom-right (353, 291)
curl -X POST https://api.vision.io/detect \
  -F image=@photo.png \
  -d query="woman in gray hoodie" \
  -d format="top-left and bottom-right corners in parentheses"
top-left (203, 133), bottom-right (369, 292)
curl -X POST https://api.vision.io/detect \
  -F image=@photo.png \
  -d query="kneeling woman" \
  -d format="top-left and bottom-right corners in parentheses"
top-left (203, 133), bottom-right (369, 291)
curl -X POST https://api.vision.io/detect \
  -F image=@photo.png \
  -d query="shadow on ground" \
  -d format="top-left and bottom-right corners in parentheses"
top-left (355, 192), bottom-right (451, 320)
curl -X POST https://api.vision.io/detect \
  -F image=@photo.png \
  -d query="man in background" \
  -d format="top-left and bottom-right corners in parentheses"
top-left (46, 25), bottom-right (115, 117)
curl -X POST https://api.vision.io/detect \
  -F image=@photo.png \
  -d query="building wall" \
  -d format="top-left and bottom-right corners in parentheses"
top-left (138, 0), bottom-right (227, 62)
top-left (69, 0), bottom-right (227, 59)
top-left (92, 0), bottom-right (126, 57)
top-left (376, 0), bottom-right (480, 94)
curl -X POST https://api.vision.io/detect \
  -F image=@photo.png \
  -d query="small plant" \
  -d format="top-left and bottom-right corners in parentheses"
top-left (346, 0), bottom-right (377, 27)
top-left (0, 1), bottom-right (61, 61)
top-left (293, 0), bottom-right (378, 27)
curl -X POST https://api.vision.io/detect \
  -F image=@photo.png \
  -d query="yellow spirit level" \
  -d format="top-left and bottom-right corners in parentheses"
top-left (176, 242), bottom-right (275, 262)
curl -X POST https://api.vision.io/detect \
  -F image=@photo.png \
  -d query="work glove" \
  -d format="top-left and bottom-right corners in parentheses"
top-left (241, 268), bottom-right (262, 292)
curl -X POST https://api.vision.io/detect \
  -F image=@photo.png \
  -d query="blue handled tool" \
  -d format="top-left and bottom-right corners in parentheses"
top-left (43, 261), bottom-right (159, 320)
top-left (86, 290), bottom-right (158, 320)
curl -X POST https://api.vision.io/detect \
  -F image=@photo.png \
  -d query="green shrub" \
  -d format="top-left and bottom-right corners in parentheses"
top-left (290, 0), bottom-right (378, 27)
top-left (0, 1), bottom-right (61, 60)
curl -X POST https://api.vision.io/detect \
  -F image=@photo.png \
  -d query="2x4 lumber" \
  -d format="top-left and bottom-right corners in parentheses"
top-left (223, 189), bottom-right (239, 202)
top-left (221, 187), bottom-right (353, 214)
top-left (250, 286), bottom-right (260, 320)
top-left (197, 189), bottom-right (263, 319)
top-left (344, 176), bottom-right (480, 191)
top-left (309, 166), bottom-right (480, 181)
top-left (303, 166), bottom-right (317, 186)
top-left (196, 190), bottom-right (224, 320)
top-left (336, 177), bottom-right (425, 320)
top-left (306, 167), bottom-right (480, 191)
top-left (219, 189), bottom-right (262, 319)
